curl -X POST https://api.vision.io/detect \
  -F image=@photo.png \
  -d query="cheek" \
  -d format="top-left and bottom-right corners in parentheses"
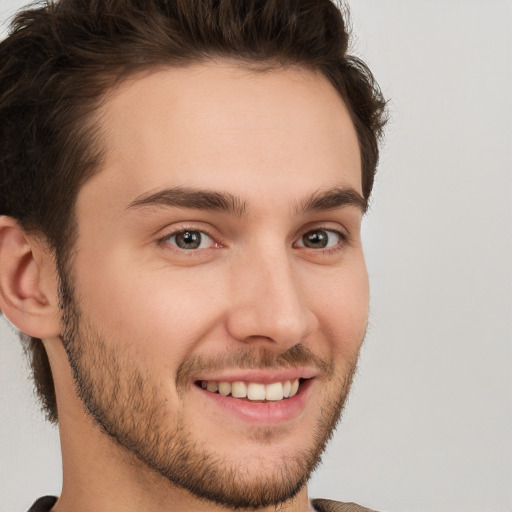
top-left (74, 251), bottom-right (226, 365)
top-left (306, 261), bottom-right (369, 355)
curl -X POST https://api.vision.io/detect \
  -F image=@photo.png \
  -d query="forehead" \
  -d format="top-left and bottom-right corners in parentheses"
top-left (81, 62), bottom-right (361, 213)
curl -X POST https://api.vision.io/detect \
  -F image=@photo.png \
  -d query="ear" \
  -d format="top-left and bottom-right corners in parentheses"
top-left (0, 216), bottom-right (61, 339)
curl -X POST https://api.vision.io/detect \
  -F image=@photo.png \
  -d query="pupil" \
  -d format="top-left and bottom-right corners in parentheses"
top-left (304, 230), bottom-right (328, 248)
top-left (177, 231), bottom-right (201, 249)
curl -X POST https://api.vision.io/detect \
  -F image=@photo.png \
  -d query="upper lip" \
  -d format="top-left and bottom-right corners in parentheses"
top-left (193, 367), bottom-right (318, 384)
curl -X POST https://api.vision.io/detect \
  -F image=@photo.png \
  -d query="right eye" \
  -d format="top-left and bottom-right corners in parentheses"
top-left (163, 230), bottom-right (215, 250)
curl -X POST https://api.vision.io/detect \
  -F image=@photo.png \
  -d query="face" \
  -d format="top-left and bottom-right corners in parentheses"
top-left (60, 63), bottom-right (369, 509)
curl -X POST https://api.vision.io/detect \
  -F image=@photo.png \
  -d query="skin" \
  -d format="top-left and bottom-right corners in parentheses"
top-left (0, 62), bottom-right (368, 512)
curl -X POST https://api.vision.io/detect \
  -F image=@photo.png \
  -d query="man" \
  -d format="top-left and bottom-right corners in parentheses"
top-left (0, 0), bottom-right (386, 511)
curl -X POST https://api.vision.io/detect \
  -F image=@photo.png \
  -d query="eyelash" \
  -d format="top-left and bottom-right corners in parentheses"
top-left (158, 226), bottom-right (349, 255)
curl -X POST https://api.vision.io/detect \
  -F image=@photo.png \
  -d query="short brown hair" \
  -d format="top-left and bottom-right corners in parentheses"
top-left (0, 0), bottom-right (387, 423)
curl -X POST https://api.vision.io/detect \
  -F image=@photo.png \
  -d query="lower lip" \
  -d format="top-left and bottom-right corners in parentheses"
top-left (194, 379), bottom-right (313, 424)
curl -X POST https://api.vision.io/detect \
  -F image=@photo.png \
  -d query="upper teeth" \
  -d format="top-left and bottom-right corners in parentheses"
top-left (200, 379), bottom-right (300, 401)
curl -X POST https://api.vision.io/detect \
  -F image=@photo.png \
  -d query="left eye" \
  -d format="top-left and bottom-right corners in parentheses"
top-left (296, 229), bottom-right (342, 249)
top-left (164, 230), bottom-right (214, 250)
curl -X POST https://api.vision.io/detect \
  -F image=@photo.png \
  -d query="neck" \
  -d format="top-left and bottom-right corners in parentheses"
top-left (55, 435), bottom-right (312, 512)
top-left (55, 391), bottom-right (312, 512)
top-left (48, 342), bottom-right (313, 512)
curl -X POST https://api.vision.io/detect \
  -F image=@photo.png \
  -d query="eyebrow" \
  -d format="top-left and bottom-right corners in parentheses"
top-left (127, 185), bottom-right (367, 217)
top-left (297, 187), bottom-right (368, 214)
top-left (127, 187), bottom-right (248, 218)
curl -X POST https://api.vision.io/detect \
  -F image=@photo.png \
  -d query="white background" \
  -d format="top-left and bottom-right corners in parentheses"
top-left (1, 1), bottom-right (511, 511)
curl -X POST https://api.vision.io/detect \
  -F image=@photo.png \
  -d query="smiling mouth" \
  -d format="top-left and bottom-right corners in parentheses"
top-left (196, 379), bottom-right (306, 402)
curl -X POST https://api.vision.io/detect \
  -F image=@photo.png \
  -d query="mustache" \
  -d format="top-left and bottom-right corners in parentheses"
top-left (175, 343), bottom-right (334, 389)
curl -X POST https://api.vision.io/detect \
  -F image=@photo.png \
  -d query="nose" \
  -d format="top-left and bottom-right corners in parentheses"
top-left (226, 246), bottom-right (317, 349)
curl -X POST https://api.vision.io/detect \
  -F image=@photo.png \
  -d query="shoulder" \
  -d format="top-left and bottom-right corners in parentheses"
top-left (312, 498), bottom-right (380, 512)
top-left (27, 496), bottom-right (58, 512)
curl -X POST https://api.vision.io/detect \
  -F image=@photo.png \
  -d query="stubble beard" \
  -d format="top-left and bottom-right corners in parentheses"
top-left (59, 277), bottom-right (360, 510)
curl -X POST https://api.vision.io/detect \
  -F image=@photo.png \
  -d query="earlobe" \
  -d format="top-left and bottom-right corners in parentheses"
top-left (0, 216), bottom-right (60, 339)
